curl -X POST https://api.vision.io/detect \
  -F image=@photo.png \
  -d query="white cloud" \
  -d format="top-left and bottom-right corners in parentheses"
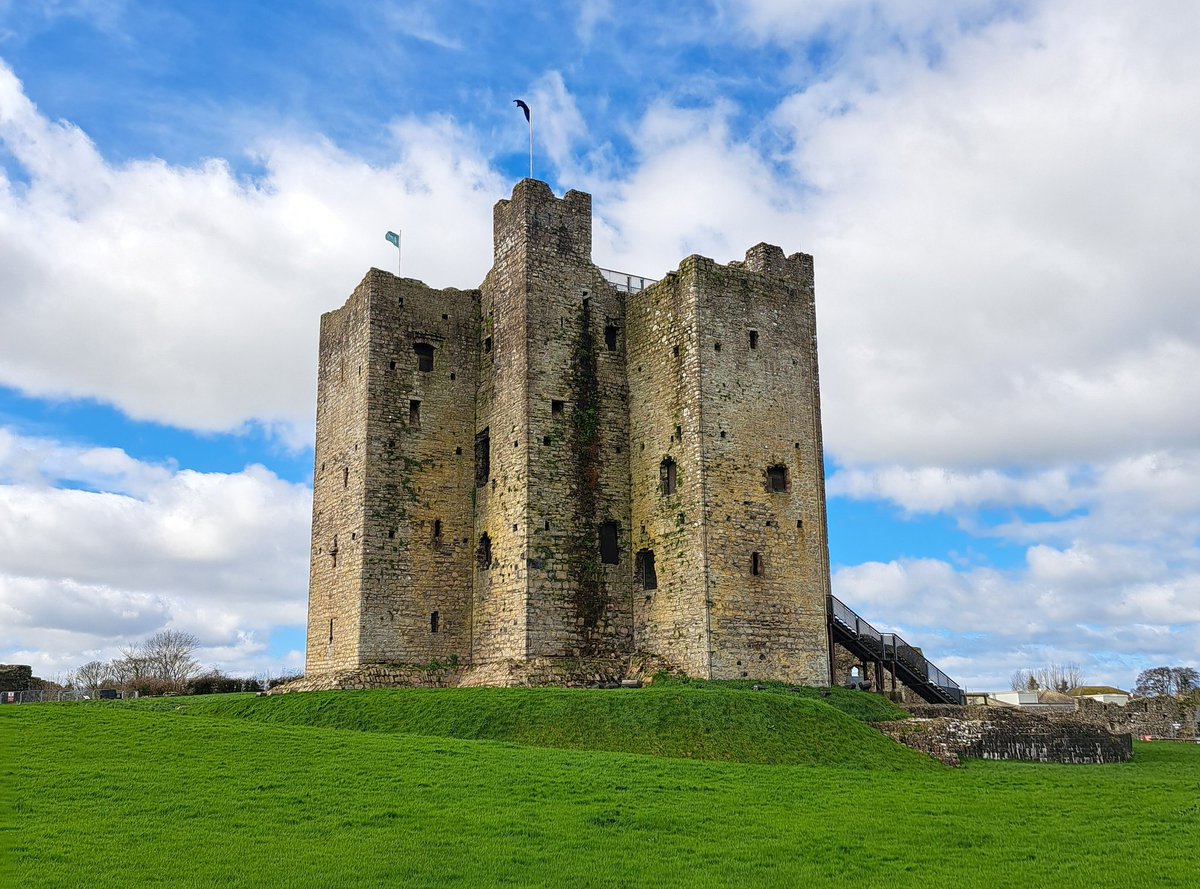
top-left (378, 3), bottom-right (463, 51)
top-left (0, 62), bottom-right (502, 445)
top-left (829, 450), bottom-right (1200, 688)
top-left (0, 428), bottom-right (310, 677)
top-left (776, 1), bottom-right (1200, 465)
top-left (528, 71), bottom-right (588, 182)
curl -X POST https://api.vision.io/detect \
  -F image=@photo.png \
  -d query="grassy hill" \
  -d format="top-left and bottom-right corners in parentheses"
top-left (132, 681), bottom-right (923, 769)
top-left (5, 690), bottom-right (1198, 889)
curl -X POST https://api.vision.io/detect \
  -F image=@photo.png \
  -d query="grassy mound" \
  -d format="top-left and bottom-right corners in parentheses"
top-left (136, 683), bottom-right (928, 770)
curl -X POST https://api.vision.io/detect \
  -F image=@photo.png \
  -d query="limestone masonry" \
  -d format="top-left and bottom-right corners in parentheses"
top-left (305, 179), bottom-right (833, 686)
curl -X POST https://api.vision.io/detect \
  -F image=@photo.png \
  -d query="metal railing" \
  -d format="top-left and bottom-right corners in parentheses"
top-left (598, 267), bottom-right (658, 294)
top-left (829, 594), bottom-right (965, 704)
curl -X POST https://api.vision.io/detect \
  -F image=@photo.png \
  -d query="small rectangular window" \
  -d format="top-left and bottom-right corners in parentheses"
top-left (414, 343), bottom-right (434, 372)
top-left (749, 330), bottom-right (758, 349)
top-left (552, 399), bottom-right (564, 418)
top-left (477, 533), bottom-right (492, 569)
top-left (328, 618), bottom-right (334, 643)
top-left (604, 325), bottom-right (618, 351)
top-left (409, 399), bottom-right (421, 426)
top-left (430, 611), bottom-right (439, 634)
top-left (637, 550), bottom-right (657, 590)
top-left (767, 465), bottom-right (788, 492)
top-left (433, 518), bottom-right (442, 539)
top-left (599, 522), bottom-right (620, 564)
top-left (752, 552), bottom-right (763, 576)
top-left (484, 335), bottom-right (493, 353)
top-left (660, 458), bottom-right (677, 496)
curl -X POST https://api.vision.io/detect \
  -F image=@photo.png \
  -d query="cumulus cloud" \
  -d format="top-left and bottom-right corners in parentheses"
top-left (0, 428), bottom-right (311, 677)
top-left (778, 1), bottom-right (1200, 465)
top-left (0, 62), bottom-right (502, 445)
top-left (829, 449), bottom-right (1200, 687)
top-left (589, 2), bottom-right (1200, 467)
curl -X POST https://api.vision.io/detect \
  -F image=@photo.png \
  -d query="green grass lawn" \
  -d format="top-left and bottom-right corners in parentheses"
top-left (4, 686), bottom-right (1198, 888)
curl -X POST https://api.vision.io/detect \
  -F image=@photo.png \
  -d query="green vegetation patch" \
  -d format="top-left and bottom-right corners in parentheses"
top-left (4, 705), bottom-right (1198, 889)
top-left (129, 683), bottom-right (927, 770)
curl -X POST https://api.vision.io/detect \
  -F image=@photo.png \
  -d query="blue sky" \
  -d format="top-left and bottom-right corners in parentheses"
top-left (1, 0), bottom-right (1197, 690)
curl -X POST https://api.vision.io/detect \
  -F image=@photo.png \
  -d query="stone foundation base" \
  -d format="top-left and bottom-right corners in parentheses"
top-left (877, 706), bottom-right (1133, 766)
top-left (269, 652), bottom-right (686, 694)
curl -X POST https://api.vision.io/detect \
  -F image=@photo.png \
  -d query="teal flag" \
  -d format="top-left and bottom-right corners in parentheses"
top-left (385, 231), bottom-right (400, 247)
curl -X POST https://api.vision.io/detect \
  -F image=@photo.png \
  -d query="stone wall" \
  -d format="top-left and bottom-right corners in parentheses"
top-left (360, 274), bottom-right (477, 667)
top-left (880, 706), bottom-right (1133, 765)
top-left (695, 248), bottom-right (830, 684)
top-left (307, 277), bottom-right (372, 673)
top-left (0, 664), bottom-right (32, 692)
top-left (627, 264), bottom-right (711, 676)
top-left (1076, 695), bottom-right (1199, 739)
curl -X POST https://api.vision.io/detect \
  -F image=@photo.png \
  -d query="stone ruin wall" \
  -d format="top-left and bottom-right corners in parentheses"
top-left (880, 705), bottom-right (1133, 766)
top-left (0, 664), bottom-right (33, 692)
top-left (1076, 695), bottom-right (1200, 740)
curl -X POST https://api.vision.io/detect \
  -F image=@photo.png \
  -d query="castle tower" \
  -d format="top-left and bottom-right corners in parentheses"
top-left (306, 272), bottom-right (479, 673)
top-left (305, 179), bottom-right (830, 686)
top-left (473, 181), bottom-right (633, 666)
top-left (626, 248), bottom-right (831, 683)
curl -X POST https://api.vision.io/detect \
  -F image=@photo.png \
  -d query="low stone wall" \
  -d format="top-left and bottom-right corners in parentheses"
top-left (0, 664), bottom-right (33, 693)
top-left (877, 706), bottom-right (1132, 766)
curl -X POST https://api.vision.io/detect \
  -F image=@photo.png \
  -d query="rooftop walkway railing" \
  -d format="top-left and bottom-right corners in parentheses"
top-left (598, 267), bottom-right (658, 293)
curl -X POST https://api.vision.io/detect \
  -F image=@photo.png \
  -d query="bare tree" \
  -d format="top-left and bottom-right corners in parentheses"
top-left (1035, 662), bottom-right (1083, 693)
top-left (142, 630), bottom-right (200, 691)
top-left (1010, 662), bottom-right (1083, 693)
top-left (1010, 669), bottom-right (1036, 691)
top-left (75, 660), bottom-right (111, 698)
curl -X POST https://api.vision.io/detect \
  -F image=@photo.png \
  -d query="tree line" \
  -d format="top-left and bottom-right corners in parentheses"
top-left (70, 630), bottom-right (299, 697)
top-left (1009, 661), bottom-right (1198, 700)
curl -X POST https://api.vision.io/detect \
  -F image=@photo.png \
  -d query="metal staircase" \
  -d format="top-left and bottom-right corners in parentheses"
top-left (828, 594), bottom-right (965, 705)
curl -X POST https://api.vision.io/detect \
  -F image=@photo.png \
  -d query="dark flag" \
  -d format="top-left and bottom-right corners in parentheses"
top-left (514, 100), bottom-right (533, 178)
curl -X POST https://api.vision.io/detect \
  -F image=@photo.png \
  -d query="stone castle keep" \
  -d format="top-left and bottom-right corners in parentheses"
top-left (305, 179), bottom-right (833, 686)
